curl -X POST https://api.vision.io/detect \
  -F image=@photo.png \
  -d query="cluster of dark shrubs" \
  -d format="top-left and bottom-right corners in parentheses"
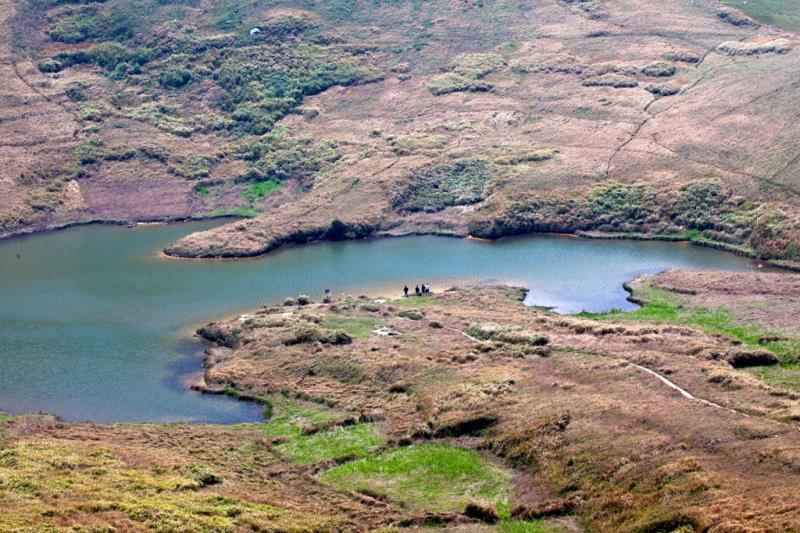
top-left (468, 180), bottom-right (800, 262)
top-left (214, 44), bottom-right (378, 134)
top-left (46, 4), bottom-right (132, 43)
top-left (232, 134), bottom-right (341, 188)
top-left (581, 75), bottom-right (637, 88)
top-left (392, 159), bottom-right (493, 213)
top-left (38, 42), bottom-right (152, 74)
top-left (35, 0), bottom-right (380, 138)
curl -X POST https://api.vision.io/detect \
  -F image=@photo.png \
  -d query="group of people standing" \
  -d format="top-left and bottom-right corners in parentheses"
top-left (403, 283), bottom-right (430, 297)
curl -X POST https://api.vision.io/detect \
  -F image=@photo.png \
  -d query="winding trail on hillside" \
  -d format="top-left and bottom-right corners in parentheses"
top-left (605, 26), bottom-right (758, 181)
top-left (454, 325), bottom-right (740, 411)
top-left (628, 362), bottom-right (750, 417)
top-left (455, 324), bottom-right (762, 421)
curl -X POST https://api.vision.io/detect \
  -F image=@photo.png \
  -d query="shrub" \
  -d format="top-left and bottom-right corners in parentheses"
top-left (582, 75), bottom-right (638, 88)
top-left (262, 14), bottom-right (315, 38)
top-left (451, 52), bottom-right (505, 78)
top-left (717, 39), bottom-right (792, 56)
top-left (158, 66), bottom-right (193, 89)
top-left (124, 103), bottom-right (193, 137)
top-left (641, 61), bottom-right (676, 77)
top-left (646, 84), bottom-right (680, 97)
top-left (284, 297), bottom-right (297, 306)
top-left (486, 413), bottom-right (571, 471)
top-left (587, 182), bottom-right (661, 231)
top-left (168, 155), bottom-right (213, 179)
top-left (428, 73), bottom-right (491, 95)
top-left (398, 310), bottom-right (424, 320)
top-left (186, 465), bottom-right (220, 486)
top-left (392, 159), bottom-right (493, 213)
top-left (725, 349), bottom-right (779, 368)
top-left (297, 295), bottom-right (311, 305)
top-left (464, 501), bottom-right (499, 523)
top-left (47, 6), bottom-right (107, 43)
top-left (326, 219), bottom-right (348, 241)
top-left (495, 149), bottom-right (558, 165)
top-left (48, 43), bottom-right (152, 73)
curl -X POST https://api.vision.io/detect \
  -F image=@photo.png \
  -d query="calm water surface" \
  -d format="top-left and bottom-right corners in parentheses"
top-left (0, 221), bottom-right (764, 423)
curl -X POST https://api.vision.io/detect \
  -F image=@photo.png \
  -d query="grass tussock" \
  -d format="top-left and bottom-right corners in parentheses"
top-left (485, 413), bottom-right (570, 471)
top-left (717, 38), bottom-right (793, 56)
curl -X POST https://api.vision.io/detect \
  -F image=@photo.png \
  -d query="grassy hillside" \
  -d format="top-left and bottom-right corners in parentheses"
top-left (1, 0), bottom-right (799, 263)
top-left (3, 278), bottom-right (800, 530)
top-left (722, 0), bottom-right (800, 34)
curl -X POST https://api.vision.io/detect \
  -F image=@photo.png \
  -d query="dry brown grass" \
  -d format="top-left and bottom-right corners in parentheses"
top-left (190, 283), bottom-right (800, 530)
top-left (2, 0), bottom-right (798, 262)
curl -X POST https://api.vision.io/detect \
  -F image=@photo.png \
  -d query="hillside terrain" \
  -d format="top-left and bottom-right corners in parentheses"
top-left (4, 1), bottom-right (800, 530)
top-left (3, 271), bottom-right (800, 530)
top-left (0, 0), bottom-right (799, 265)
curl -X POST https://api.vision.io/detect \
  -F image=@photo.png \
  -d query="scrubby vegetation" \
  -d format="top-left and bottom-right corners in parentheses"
top-left (0, 439), bottom-right (342, 531)
top-left (640, 61), bottom-right (676, 77)
top-left (470, 179), bottom-right (800, 263)
top-left (392, 159), bottom-right (493, 213)
top-left (428, 53), bottom-right (503, 95)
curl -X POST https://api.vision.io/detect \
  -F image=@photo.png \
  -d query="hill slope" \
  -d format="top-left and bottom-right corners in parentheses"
top-left (1, 0), bottom-right (799, 263)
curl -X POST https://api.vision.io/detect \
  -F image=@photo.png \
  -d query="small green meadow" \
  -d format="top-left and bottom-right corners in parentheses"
top-left (322, 443), bottom-right (510, 512)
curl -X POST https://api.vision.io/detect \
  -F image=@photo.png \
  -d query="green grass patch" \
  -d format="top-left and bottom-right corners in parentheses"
top-left (275, 423), bottom-right (383, 465)
top-left (196, 206), bottom-right (258, 219)
top-left (389, 295), bottom-right (435, 307)
top-left (721, 0), bottom-right (800, 34)
top-left (0, 413), bottom-right (11, 424)
top-left (498, 520), bottom-right (564, 532)
top-left (241, 180), bottom-right (281, 204)
top-left (749, 363), bottom-right (800, 392)
top-left (262, 398), bottom-right (346, 438)
top-left (322, 444), bottom-right (510, 512)
top-left (323, 316), bottom-right (378, 340)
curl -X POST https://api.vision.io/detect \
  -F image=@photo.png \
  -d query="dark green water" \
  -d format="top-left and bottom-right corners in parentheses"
top-left (0, 221), bottom-right (764, 423)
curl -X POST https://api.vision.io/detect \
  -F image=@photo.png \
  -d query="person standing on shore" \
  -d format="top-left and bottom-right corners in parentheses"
top-left (403, 285), bottom-right (409, 298)
top-left (415, 285), bottom-right (421, 296)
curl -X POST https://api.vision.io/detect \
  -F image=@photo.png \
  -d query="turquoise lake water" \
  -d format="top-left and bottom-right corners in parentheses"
top-left (0, 221), bottom-right (764, 423)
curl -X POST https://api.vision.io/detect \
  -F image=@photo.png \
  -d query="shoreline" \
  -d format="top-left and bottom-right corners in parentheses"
top-left (4, 215), bottom-right (798, 271)
top-left (0, 213), bottom-right (245, 244)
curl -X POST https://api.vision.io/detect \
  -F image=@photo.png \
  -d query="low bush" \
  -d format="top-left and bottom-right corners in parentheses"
top-left (47, 6), bottom-right (108, 43)
top-left (42, 43), bottom-right (152, 73)
top-left (392, 159), bottom-right (493, 213)
top-left (641, 61), bottom-right (676, 77)
top-left (158, 66), bottom-right (193, 89)
top-left (397, 309), bottom-right (424, 320)
top-left (168, 155), bottom-right (213, 179)
top-left (428, 72), bottom-right (492, 95)
top-left (724, 349), bottom-right (779, 368)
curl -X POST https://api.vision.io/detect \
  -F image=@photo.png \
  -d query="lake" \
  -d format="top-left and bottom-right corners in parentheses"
top-left (0, 221), bottom-right (766, 423)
